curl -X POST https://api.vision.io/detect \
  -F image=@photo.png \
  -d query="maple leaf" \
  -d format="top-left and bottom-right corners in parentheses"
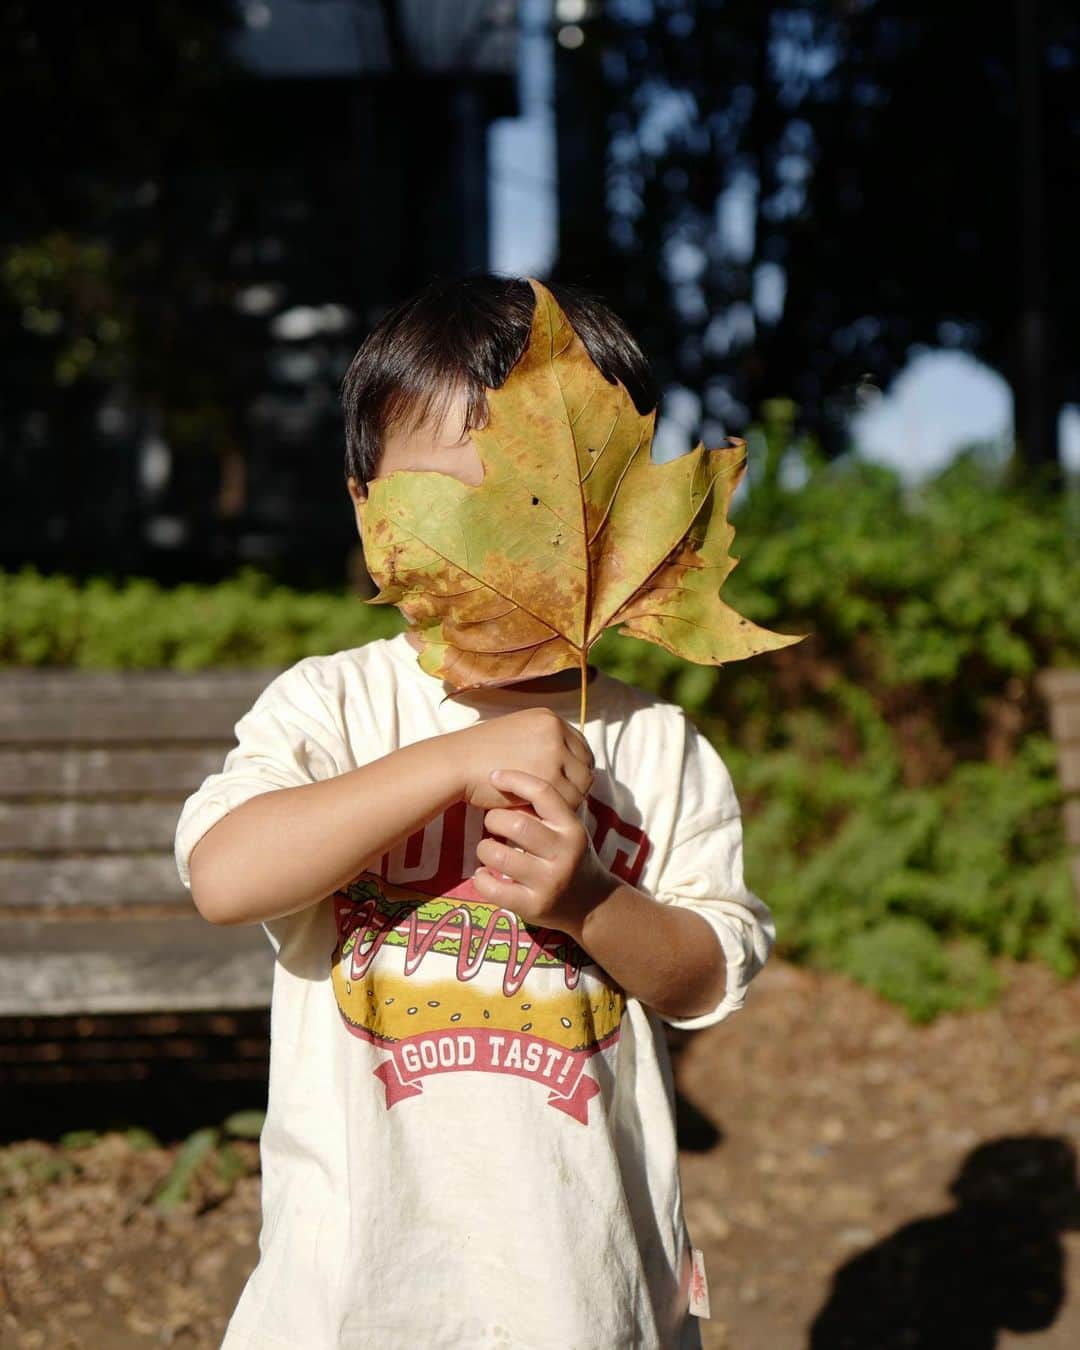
top-left (358, 278), bottom-right (807, 727)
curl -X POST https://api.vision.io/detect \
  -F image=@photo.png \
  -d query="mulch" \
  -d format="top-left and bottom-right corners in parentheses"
top-left (2, 956), bottom-right (1079, 1349)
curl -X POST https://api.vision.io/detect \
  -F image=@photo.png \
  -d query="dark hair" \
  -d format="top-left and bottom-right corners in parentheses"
top-left (341, 273), bottom-right (657, 487)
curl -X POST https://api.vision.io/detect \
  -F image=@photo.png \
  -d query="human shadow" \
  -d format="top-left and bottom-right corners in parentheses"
top-left (808, 1133), bottom-right (1080, 1349)
top-left (666, 1027), bottom-right (724, 1153)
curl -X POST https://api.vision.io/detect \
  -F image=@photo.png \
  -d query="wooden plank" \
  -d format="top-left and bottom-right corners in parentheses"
top-left (1046, 701), bottom-right (1080, 746)
top-left (0, 915), bottom-right (273, 1015)
top-left (0, 855), bottom-right (189, 908)
top-left (1059, 745), bottom-right (1080, 796)
top-left (1037, 669), bottom-right (1080, 745)
top-left (0, 801), bottom-right (187, 852)
top-left (1037, 669), bottom-right (1080, 703)
top-left (0, 702), bottom-right (251, 744)
top-left (0, 747), bottom-right (227, 796)
top-left (0, 669), bottom-right (283, 744)
top-left (1066, 800), bottom-right (1080, 850)
top-left (0, 670), bottom-right (283, 697)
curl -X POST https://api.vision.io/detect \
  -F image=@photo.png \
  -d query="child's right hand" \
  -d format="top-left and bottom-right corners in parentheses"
top-left (450, 708), bottom-right (594, 811)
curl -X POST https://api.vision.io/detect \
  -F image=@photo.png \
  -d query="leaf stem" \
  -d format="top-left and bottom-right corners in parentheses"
top-left (579, 648), bottom-right (588, 732)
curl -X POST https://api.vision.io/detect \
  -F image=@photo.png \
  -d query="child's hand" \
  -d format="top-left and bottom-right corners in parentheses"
top-left (472, 768), bottom-right (614, 936)
top-left (452, 709), bottom-right (594, 812)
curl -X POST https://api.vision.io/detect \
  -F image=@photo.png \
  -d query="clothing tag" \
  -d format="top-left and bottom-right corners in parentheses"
top-left (689, 1247), bottom-right (711, 1319)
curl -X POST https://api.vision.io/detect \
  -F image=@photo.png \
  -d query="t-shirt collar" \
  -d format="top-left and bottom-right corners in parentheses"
top-left (383, 630), bottom-right (604, 714)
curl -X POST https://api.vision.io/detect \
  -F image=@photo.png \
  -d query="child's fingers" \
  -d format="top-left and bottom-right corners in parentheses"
top-left (562, 724), bottom-right (595, 771)
top-left (483, 807), bottom-right (559, 860)
top-left (472, 863), bottom-right (532, 912)
top-left (561, 757), bottom-right (593, 803)
top-left (475, 835), bottom-right (546, 888)
top-left (562, 728), bottom-right (595, 797)
top-left (489, 769), bottom-right (579, 827)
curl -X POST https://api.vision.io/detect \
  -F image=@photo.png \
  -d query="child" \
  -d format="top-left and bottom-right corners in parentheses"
top-left (174, 274), bottom-right (776, 1350)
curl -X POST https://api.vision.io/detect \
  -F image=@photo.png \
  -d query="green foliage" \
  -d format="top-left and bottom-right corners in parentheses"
top-left (1, 232), bottom-right (132, 386)
top-left (214, 1141), bottom-right (249, 1185)
top-left (0, 565), bottom-right (403, 668)
top-left (727, 732), bottom-right (1076, 1021)
top-left (223, 1109), bottom-right (265, 1140)
top-left (1, 452), bottom-right (1077, 1023)
top-left (57, 1129), bottom-right (100, 1150)
top-left (24, 1153), bottom-right (80, 1187)
top-left (150, 1116), bottom-right (262, 1211)
top-left (123, 1126), bottom-right (161, 1151)
top-left (837, 923), bottom-right (1001, 1025)
top-left (152, 1126), bottom-right (220, 1212)
top-left (729, 447), bottom-right (1080, 683)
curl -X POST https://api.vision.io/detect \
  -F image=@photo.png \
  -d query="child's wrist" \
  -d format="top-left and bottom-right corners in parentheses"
top-left (440, 726), bottom-right (478, 802)
top-left (395, 733), bottom-right (468, 811)
top-left (439, 734), bottom-right (472, 804)
top-left (561, 860), bottom-right (621, 947)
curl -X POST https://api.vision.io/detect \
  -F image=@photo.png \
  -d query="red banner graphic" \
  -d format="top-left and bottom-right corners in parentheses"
top-left (353, 1025), bottom-right (616, 1125)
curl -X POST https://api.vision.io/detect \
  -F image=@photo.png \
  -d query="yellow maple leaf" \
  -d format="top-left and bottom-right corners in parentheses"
top-left (358, 278), bottom-right (807, 727)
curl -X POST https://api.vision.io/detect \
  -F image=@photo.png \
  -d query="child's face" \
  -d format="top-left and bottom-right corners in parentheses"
top-left (346, 388), bottom-right (484, 520)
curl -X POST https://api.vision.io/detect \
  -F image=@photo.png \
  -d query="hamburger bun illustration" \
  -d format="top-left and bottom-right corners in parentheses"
top-left (330, 875), bottom-right (624, 1052)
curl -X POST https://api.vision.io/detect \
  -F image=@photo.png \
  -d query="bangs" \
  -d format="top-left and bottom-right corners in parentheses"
top-left (379, 373), bottom-right (487, 448)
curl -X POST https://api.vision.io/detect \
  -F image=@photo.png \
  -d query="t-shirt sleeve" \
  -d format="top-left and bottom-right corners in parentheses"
top-left (651, 720), bottom-right (776, 1032)
top-left (174, 658), bottom-right (345, 891)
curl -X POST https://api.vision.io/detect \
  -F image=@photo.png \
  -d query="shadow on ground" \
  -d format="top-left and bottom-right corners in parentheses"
top-left (808, 1134), bottom-right (1080, 1348)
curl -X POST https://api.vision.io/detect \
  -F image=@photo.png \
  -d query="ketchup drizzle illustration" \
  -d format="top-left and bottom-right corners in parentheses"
top-left (330, 795), bottom-right (651, 1124)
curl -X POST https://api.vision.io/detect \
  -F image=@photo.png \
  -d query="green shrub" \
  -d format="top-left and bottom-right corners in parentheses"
top-left (727, 732), bottom-right (1077, 1020)
top-left (0, 564), bottom-right (402, 668)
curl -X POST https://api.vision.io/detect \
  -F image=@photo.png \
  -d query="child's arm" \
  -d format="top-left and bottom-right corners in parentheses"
top-left (570, 878), bottom-right (729, 1022)
top-left (189, 735), bottom-right (457, 927)
top-left (186, 708), bottom-right (594, 928)
top-left (472, 769), bottom-right (731, 1021)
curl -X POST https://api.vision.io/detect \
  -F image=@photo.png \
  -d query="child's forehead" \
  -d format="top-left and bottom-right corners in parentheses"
top-left (379, 383), bottom-right (486, 456)
top-left (370, 383), bottom-right (487, 487)
top-left (398, 381), bottom-right (472, 432)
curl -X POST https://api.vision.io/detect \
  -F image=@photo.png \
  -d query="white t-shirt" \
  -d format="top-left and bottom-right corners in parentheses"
top-left (174, 632), bottom-right (774, 1350)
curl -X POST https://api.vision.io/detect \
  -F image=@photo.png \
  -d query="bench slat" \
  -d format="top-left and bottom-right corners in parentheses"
top-left (1037, 669), bottom-right (1080, 703)
top-left (1047, 702), bottom-right (1080, 746)
top-left (0, 670), bottom-right (282, 697)
top-left (0, 703), bottom-right (251, 744)
top-left (0, 669), bottom-right (289, 1015)
top-left (1058, 746), bottom-right (1080, 795)
top-left (0, 855), bottom-right (190, 908)
top-left (0, 915), bottom-right (273, 1015)
top-left (0, 669), bottom-right (283, 743)
top-left (1037, 670), bottom-right (1080, 746)
top-left (0, 747), bottom-right (227, 796)
top-left (0, 802), bottom-right (190, 852)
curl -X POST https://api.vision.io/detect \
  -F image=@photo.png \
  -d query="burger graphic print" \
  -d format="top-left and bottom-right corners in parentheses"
top-left (330, 797), bottom-right (651, 1125)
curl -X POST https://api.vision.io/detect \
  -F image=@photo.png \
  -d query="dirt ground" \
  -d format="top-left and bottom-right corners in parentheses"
top-left (2, 956), bottom-right (1079, 1350)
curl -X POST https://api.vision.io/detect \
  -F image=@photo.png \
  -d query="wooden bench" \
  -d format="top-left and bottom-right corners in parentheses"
top-left (1036, 668), bottom-right (1080, 905)
top-left (5, 663), bottom-right (1077, 1022)
top-left (0, 670), bottom-right (285, 1017)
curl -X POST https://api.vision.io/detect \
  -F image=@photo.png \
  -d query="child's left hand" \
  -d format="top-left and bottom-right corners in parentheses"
top-left (473, 768), bottom-right (615, 938)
